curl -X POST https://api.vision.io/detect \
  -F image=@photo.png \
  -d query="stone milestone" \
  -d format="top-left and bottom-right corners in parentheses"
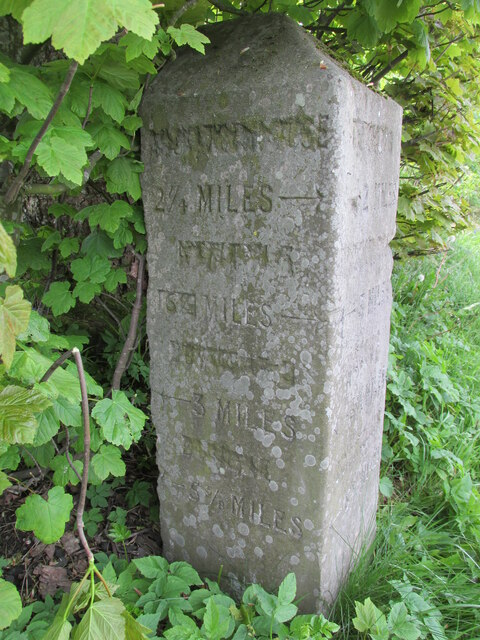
top-left (141, 14), bottom-right (402, 611)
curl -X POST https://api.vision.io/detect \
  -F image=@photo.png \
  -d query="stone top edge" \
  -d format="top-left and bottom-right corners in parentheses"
top-left (142, 13), bottom-right (402, 118)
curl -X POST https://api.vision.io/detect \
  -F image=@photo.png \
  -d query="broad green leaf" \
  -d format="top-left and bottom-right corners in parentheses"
top-left (50, 454), bottom-right (83, 487)
top-left (59, 237), bottom-right (80, 258)
top-left (8, 67), bottom-right (53, 119)
top-left (104, 268), bottom-right (127, 292)
top-left (133, 555), bottom-right (169, 579)
top-left (36, 135), bottom-right (87, 184)
top-left (42, 616), bottom-right (72, 640)
top-left (379, 476), bottom-right (394, 498)
top-left (41, 230), bottom-right (62, 252)
top-left (388, 602), bottom-right (421, 640)
top-left (73, 281), bottom-right (102, 303)
top-left (0, 0), bottom-right (32, 19)
top-left (278, 572), bottom-right (296, 605)
top-left (91, 444), bottom-right (126, 481)
top-left (88, 122), bottom-right (130, 160)
top-left (0, 578), bottom-right (22, 630)
top-left (0, 83), bottom-right (15, 113)
top-left (92, 82), bottom-right (127, 123)
top-left (122, 115), bottom-right (143, 133)
top-left (343, 10), bottom-right (380, 47)
top-left (111, 0), bottom-right (159, 40)
top-left (0, 285), bottom-right (31, 370)
top-left (52, 396), bottom-right (82, 427)
top-left (17, 309), bottom-right (50, 343)
top-left (16, 486), bottom-right (73, 543)
top-left (353, 598), bottom-right (387, 634)
top-left (71, 254), bottom-right (111, 284)
top-left (0, 385), bottom-right (49, 444)
top-left (123, 610), bottom-right (152, 640)
top-left (0, 222), bottom-right (16, 277)
top-left (42, 281), bottom-right (76, 316)
top-left (110, 219), bottom-right (133, 249)
top-left (120, 32), bottom-right (160, 62)
top-left (106, 157), bottom-right (143, 200)
top-left (73, 596), bottom-right (126, 640)
top-left (203, 599), bottom-right (231, 640)
top-left (64, 361), bottom-right (104, 398)
top-left (0, 470), bottom-right (11, 496)
top-left (33, 406), bottom-right (61, 446)
top-left (167, 24), bottom-right (210, 54)
top-left (367, 0), bottom-right (422, 32)
top-left (0, 445), bottom-right (20, 471)
top-left (92, 390), bottom-right (146, 450)
top-left (170, 562), bottom-right (203, 586)
top-left (87, 200), bottom-right (133, 233)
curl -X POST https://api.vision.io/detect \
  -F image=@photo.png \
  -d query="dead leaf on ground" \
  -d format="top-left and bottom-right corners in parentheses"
top-left (33, 564), bottom-right (71, 598)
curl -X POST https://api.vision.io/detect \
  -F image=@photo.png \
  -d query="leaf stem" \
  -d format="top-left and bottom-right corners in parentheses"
top-left (40, 348), bottom-right (74, 383)
top-left (4, 60), bottom-right (79, 205)
top-left (93, 565), bottom-right (112, 596)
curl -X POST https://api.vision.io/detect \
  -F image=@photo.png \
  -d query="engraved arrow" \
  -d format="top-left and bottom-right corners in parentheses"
top-left (279, 186), bottom-right (324, 205)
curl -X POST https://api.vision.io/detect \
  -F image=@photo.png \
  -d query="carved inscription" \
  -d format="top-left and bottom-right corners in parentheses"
top-left (162, 394), bottom-right (298, 443)
top-left (153, 113), bottom-right (330, 154)
top-left (178, 240), bottom-right (294, 274)
top-left (157, 288), bottom-right (273, 328)
top-left (169, 340), bottom-right (295, 386)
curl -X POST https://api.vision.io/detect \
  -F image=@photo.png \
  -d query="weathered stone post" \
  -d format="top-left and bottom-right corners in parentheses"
top-left (141, 14), bottom-right (402, 611)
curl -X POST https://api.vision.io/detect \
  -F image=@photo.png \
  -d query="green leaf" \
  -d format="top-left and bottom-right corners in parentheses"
top-left (73, 596), bottom-right (126, 640)
top-left (41, 230), bottom-right (62, 252)
top-left (50, 454), bottom-right (83, 487)
top-left (0, 578), bottom-right (22, 630)
top-left (88, 122), bottom-right (130, 160)
top-left (123, 610), bottom-right (152, 640)
top-left (42, 616), bottom-right (73, 640)
top-left (18, 309), bottom-right (50, 343)
top-left (106, 157), bottom-right (143, 200)
top-left (87, 200), bottom-right (133, 233)
top-left (353, 598), bottom-right (388, 635)
top-left (8, 67), bottom-right (53, 119)
top-left (10, 347), bottom-right (81, 400)
top-left (110, 0), bottom-right (159, 40)
top-left (344, 10), bottom-right (380, 47)
top-left (388, 602), bottom-right (421, 640)
top-left (36, 135), bottom-right (87, 184)
top-left (133, 555), bottom-right (169, 579)
top-left (0, 385), bottom-right (49, 444)
top-left (59, 237), bottom-right (80, 258)
top-left (104, 268), bottom-right (127, 292)
top-left (0, 221), bottom-right (16, 277)
top-left (33, 406), bottom-right (61, 446)
top-left (277, 572), bottom-right (296, 605)
top-left (91, 444), bottom-right (126, 481)
top-left (379, 476), bottom-right (394, 498)
top-left (167, 24), bottom-right (210, 54)
top-left (82, 230), bottom-right (123, 259)
top-left (0, 470), bottom-right (12, 496)
top-left (16, 486), bottom-right (73, 543)
top-left (42, 281), bottom-right (76, 316)
top-left (71, 254), bottom-right (111, 284)
top-left (73, 281), bottom-right (102, 303)
top-left (52, 396), bottom-right (82, 427)
top-left (92, 82), bottom-right (127, 123)
top-left (120, 32), bottom-right (160, 61)
top-left (170, 562), bottom-right (203, 586)
top-left (203, 599), bottom-right (231, 640)
top-left (367, 0), bottom-right (422, 32)
top-left (0, 0), bottom-right (32, 20)
top-left (0, 285), bottom-right (31, 370)
top-left (110, 219), bottom-right (133, 249)
top-left (92, 390), bottom-right (146, 450)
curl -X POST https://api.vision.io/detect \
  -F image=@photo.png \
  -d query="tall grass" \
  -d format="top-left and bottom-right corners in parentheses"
top-left (333, 232), bottom-right (480, 639)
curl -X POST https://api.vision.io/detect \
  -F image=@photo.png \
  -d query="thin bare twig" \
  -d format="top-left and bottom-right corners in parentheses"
top-left (111, 254), bottom-right (146, 391)
top-left (4, 61), bottom-right (79, 204)
top-left (65, 425), bottom-right (83, 484)
top-left (72, 347), bottom-right (93, 563)
top-left (40, 349), bottom-right (74, 383)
